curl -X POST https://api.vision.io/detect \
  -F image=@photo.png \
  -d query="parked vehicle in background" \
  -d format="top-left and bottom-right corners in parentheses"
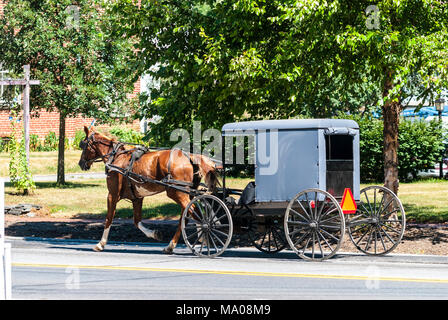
top-left (417, 158), bottom-right (448, 179)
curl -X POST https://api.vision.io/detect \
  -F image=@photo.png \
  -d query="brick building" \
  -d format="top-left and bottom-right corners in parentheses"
top-left (0, 0), bottom-right (143, 140)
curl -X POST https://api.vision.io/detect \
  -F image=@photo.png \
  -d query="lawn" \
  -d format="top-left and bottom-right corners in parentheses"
top-left (390, 179), bottom-right (448, 223)
top-left (0, 150), bottom-right (104, 177)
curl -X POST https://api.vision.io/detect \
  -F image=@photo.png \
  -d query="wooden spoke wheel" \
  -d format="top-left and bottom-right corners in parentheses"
top-left (232, 205), bottom-right (286, 253)
top-left (249, 215), bottom-right (286, 254)
top-left (284, 189), bottom-right (345, 261)
top-left (347, 186), bottom-right (406, 255)
top-left (181, 194), bottom-right (233, 258)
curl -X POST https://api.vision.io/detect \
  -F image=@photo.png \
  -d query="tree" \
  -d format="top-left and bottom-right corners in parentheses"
top-left (111, 0), bottom-right (448, 193)
top-left (327, 1), bottom-right (448, 193)
top-left (110, 0), bottom-right (381, 144)
top-left (0, 0), bottom-right (136, 184)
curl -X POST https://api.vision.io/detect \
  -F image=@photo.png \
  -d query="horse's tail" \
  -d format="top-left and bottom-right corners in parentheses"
top-left (190, 154), bottom-right (221, 193)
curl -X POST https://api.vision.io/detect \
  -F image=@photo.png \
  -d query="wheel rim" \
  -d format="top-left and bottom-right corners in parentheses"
top-left (284, 189), bottom-right (345, 261)
top-left (347, 186), bottom-right (405, 255)
top-left (181, 195), bottom-right (233, 258)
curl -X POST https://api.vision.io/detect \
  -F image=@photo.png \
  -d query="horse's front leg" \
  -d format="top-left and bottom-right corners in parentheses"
top-left (93, 192), bottom-right (118, 252)
top-left (163, 191), bottom-right (191, 254)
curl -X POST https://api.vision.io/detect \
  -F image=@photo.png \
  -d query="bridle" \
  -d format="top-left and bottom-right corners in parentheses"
top-left (79, 133), bottom-right (122, 165)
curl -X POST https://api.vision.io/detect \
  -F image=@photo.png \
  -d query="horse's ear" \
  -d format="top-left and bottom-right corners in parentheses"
top-left (84, 126), bottom-right (89, 136)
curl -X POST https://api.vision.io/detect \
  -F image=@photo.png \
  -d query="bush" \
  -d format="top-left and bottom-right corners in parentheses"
top-left (8, 116), bottom-right (35, 194)
top-left (73, 129), bottom-right (86, 150)
top-left (398, 119), bottom-right (445, 181)
top-left (109, 126), bottom-right (146, 145)
top-left (0, 137), bottom-right (10, 152)
top-left (41, 131), bottom-right (58, 151)
top-left (30, 134), bottom-right (40, 151)
top-left (340, 114), bottom-right (445, 182)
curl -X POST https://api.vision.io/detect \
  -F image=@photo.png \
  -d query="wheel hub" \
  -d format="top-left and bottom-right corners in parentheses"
top-left (309, 221), bottom-right (318, 229)
top-left (202, 223), bottom-right (210, 230)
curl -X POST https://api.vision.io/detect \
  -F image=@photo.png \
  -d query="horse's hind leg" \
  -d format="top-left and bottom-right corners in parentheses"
top-left (94, 192), bottom-right (118, 252)
top-left (133, 197), bottom-right (162, 240)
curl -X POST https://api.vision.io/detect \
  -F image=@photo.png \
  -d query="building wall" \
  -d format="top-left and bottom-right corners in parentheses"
top-left (0, 79), bottom-right (141, 139)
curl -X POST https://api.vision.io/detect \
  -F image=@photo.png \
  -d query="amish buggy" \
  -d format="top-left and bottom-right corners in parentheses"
top-left (78, 119), bottom-right (406, 261)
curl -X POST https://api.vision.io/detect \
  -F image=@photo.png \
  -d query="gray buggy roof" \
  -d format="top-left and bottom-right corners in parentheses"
top-left (222, 118), bottom-right (359, 132)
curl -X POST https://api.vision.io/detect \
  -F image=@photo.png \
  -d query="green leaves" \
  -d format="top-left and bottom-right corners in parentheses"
top-left (0, 0), bottom-right (136, 121)
top-left (106, 0), bottom-right (448, 152)
top-left (8, 115), bottom-right (36, 195)
top-left (341, 113), bottom-right (446, 182)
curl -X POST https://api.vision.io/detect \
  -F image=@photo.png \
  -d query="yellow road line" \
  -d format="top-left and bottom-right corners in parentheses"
top-left (12, 262), bottom-right (448, 284)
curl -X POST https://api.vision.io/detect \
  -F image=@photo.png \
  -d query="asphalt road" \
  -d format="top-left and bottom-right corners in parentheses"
top-left (8, 236), bottom-right (448, 300)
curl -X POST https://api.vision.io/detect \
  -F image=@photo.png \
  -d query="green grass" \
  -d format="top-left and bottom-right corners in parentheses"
top-left (388, 179), bottom-right (448, 223)
top-left (359, 179), bottom-right (448, 223)
top-left (0, 150), bottom-right (104, 177)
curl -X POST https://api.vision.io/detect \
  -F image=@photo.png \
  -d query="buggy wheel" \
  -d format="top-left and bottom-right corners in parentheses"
top-left (181, 194), bottom-right (233, 258)
top-left (249, 216), bottom-right (286, 254)
top-left (347, 186), bottom-right (405, 255)
top-left (284, 189), bottom-right (345, 261)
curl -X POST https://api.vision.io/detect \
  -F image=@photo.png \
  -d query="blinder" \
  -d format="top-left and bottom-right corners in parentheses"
top-left (79, 139), bottom-right (87, 150)
top-left (80, 133), bottom-right (95, 152)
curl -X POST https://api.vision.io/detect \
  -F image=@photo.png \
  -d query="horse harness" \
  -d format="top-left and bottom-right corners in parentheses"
top-left (80, 134), bottom-right (201, 199)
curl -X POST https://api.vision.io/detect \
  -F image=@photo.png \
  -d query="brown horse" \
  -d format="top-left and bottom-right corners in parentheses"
top-left (78, 126), bottom-right (220, 254)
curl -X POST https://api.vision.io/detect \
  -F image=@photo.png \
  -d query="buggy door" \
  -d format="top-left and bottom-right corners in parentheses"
top-left (324, 127), bottom-right (359, 200)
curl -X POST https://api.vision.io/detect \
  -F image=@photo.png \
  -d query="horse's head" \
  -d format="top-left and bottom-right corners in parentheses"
top-left (78, 126), bottom-right (113, 171)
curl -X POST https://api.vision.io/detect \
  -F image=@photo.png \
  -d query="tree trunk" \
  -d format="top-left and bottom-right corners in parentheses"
top-left (57, 112), bottom-right (66, 185)
top-left (382, 71), bottom-right (400, 195)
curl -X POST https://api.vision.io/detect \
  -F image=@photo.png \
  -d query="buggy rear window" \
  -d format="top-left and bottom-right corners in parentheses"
top-left (325, 135), bottom-right (353, 160)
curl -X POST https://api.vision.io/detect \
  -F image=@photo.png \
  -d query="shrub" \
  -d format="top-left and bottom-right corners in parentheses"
top-left (0, 137), bottom-right (10, 152)
top-left (41, 131), bottom-right (58, 151)
top-left (109, 126), bottom-right (146, 145)
top-left (339, 114), bottom-right (445, 182)
top-left (29, 134), bottom-right (41, 152)
top-left (398, 119), bottom-right (445, 181)
top-left (73, 129), bottom-right (86, 150)
top-left (8, 116), bottom-right (35, 194)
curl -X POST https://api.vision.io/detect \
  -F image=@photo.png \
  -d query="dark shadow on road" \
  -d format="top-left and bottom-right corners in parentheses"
top-left (6, 220), bottom-right (175, 243)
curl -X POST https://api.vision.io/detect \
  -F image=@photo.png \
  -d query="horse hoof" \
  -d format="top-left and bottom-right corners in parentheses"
top-left (153, 230), bottom-right (164, 242)
top-left (93, 243), bottom-right (104, 252)
top-left (162, 247), bottom-right (174, 254)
